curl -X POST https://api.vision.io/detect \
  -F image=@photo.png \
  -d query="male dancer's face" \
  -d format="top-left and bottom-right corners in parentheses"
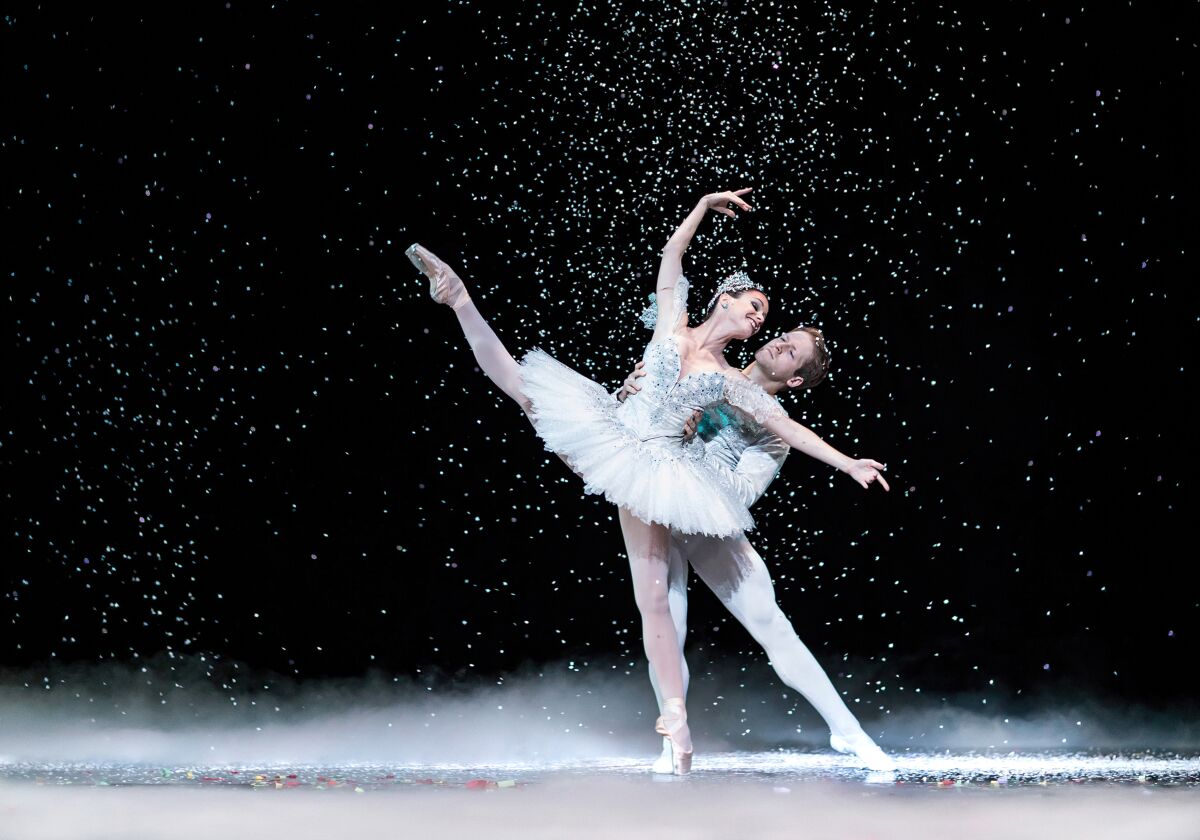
top-left (752, 330), bottom-right (815, 385)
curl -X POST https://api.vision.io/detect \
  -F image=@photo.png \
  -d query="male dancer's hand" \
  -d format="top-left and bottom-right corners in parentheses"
top-left (617, 361), bottom-right (647, 403)
top-left (682, 409), bottom-right (703, 442)
top-left (846, 459), bottom-right (890, 491)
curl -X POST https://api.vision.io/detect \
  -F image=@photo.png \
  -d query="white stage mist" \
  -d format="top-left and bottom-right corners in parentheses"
top-left (1, 655), bottom-right (1196, 767)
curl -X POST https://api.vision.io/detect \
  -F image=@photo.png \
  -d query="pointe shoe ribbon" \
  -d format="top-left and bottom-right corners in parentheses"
top-left (654, 698), bottom-right (694, 775)
top-left (406, 243), bottom-right (471, 310)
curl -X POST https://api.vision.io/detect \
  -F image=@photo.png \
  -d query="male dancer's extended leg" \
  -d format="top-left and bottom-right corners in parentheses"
top-left (682, 534), bottom-right (894, 769)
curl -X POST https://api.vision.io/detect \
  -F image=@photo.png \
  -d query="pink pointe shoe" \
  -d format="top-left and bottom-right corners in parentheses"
top-left (655, 698), bottom-right (694, 775)
top-left (406, 243), bottom-right (471, 310)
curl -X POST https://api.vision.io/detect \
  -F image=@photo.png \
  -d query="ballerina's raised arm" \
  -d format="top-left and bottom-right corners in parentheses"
top-left (651, 189), bottom-right (754, 341)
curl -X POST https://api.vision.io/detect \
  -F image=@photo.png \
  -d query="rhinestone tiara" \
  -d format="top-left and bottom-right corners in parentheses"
top-left (704, 270), bottom-right (763, 314)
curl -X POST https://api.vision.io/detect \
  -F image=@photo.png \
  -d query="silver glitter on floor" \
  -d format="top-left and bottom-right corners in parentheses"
top-left (4, 749), bottom-right (1198, 789)
top-left (4, 752), bottom-right (1200, 840)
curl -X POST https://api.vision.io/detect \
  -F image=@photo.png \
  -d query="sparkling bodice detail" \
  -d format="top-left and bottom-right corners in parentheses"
top-left (615, 335), bottom-right (728, 447)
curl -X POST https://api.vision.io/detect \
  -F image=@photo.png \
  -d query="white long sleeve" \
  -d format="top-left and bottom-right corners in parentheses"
top-left (703, 420), bottom-right (789, 508)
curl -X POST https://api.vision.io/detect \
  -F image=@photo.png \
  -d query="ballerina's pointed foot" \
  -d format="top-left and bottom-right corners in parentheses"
top-left (406, 243), bottom-right (471, 310)
top-left (654, 698), bottom-right (694, 776)
top-left (830, 731), bottom-right (896, 772)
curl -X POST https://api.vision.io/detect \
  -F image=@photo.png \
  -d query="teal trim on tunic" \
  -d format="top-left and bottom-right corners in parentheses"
top-left (696, 403), bottom-right (740, 440)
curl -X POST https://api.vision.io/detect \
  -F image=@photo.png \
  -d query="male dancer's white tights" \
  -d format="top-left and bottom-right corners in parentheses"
top-left (646, 533), bottom-right (867, 740)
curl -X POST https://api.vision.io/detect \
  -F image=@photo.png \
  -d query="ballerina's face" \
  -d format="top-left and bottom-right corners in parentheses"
top-left (723, 290), bottom-right (769, 340)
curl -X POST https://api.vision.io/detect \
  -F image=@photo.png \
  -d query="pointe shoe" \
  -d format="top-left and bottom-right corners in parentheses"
top-left (654, 698), bottom-right (694, 775)
top-left (651, 737), bottom-right (674, 774)
top-left (830, 730), bottom-right (897, 771)
top-left (406, 243), bottom-right (471, 310)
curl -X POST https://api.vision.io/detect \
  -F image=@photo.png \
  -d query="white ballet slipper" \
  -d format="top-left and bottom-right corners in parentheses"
top-left (830, 731), bottom-right (897, 772)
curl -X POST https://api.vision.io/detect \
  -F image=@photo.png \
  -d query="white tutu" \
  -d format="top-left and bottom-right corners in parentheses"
top-left (519, 348), bottom-right (757, 538)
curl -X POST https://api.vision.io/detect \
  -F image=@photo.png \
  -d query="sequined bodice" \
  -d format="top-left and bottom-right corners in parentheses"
top-left (615, 334), bottom-right (728, 441)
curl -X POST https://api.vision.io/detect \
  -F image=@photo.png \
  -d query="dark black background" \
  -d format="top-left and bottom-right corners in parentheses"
top-left (3, 2), bottom-right (1195, 719)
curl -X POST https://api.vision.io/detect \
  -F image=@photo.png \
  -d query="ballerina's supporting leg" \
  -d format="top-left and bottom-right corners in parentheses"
top-left (646, 539), bottom-right (690, 772)
top-left (646, 539), bottom-right (690, 708)
top-left (619, 508), bottom-right (693, 772)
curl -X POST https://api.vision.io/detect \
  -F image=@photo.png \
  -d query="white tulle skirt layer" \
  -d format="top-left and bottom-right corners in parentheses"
top-left (519, 349), bottom-right (755, 539)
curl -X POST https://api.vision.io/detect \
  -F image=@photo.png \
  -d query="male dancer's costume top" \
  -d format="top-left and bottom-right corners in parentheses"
top-left (699, 401), bottom-right (789, 511)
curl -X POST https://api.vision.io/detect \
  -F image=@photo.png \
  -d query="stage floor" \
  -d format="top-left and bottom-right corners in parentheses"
top-left (3, 751), bottom-right (1198, 839)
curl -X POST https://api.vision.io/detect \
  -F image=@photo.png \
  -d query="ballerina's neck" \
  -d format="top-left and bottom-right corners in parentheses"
top-left (686, 318), bottom-right (741, 352)
top-left (669, 334), bottom-right (732, 385)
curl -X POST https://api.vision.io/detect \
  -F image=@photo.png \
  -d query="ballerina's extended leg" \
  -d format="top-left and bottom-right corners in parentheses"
top-left (408, 243), bottom-right (471, 311)
top-left (408, 243), bottom-right (531, 415)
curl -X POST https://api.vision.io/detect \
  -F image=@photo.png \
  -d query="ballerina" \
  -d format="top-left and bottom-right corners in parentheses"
top-left (616, 330), bottom-right (895, 772)
top-left (409, 188), bottom-right (888, 773)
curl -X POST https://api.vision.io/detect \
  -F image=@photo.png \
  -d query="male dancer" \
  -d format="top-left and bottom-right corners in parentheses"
top-left (617, 328), bottom-right (896, 772)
